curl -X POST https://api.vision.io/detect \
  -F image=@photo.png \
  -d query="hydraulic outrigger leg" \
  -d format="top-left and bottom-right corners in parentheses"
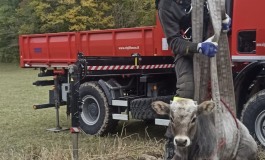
top-left (47, 75), bottom-right (68, 132)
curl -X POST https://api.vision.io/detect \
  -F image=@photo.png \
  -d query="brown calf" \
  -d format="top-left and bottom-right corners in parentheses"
top-left (152, 98), bottom-right (257, 160)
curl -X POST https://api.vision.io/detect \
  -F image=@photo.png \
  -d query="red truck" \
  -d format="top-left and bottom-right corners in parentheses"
top-left (20, 0), bottom-right (265, 146)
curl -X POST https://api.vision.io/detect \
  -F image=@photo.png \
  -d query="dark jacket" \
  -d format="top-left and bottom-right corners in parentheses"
top-left (157, 0), bottom-right (199, 58)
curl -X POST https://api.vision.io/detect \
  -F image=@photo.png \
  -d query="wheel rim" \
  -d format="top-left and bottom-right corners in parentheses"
top-left (255, 110), bottom-right (265, 146)
top-left (81, 95), bottom-right (100, 125)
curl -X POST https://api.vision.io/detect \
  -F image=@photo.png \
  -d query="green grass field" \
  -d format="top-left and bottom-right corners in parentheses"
top-left (0, 63), bottom-right (166, 160)
top-left (0, 63), bottom-right (264, 160)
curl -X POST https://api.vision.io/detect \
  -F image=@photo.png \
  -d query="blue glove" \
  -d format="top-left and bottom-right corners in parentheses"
top-left (222, 14), bottom-right (231, 33)
top-left (197, 36), bottom-right (218, 57)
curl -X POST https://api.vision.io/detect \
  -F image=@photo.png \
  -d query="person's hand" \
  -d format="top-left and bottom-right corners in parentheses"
top-left (197, 36), bottom-right (218, 57)
top-left (222, 14), bottom-right (231, 33)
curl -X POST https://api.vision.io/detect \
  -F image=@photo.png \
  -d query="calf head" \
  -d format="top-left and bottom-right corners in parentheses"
top-left (152, 98), bottom-right (215, 148)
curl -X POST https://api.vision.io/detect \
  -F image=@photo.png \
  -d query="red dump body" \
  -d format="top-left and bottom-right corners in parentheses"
top-left (19, 22), bottom-right (171, 68)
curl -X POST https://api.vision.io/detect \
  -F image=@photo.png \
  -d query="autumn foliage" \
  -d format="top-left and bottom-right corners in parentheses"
top-left (0, 0), bottom-right (156, 62)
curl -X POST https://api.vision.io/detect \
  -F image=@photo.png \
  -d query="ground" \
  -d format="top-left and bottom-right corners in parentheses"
top-left (0, 63), bottom-right (264, 160)
top-left (0, 63), bottom-right (165, 159)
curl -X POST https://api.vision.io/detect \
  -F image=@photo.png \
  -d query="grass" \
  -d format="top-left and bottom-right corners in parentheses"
top-left (0, 63), bottom-right (166, 160)
top-left (0, 63), bottom-right (264, 160)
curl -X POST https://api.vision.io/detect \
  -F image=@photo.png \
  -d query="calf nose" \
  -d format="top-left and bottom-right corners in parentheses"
top-left (174, 137), bottom-right (190, 147)
top-left (175, 139), bottom-right (187, 147)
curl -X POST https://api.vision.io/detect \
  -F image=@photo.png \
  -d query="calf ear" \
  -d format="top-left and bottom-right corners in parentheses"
top-left (151, 101), bottom-right (170, 115)
top-left (197, 101), bottom-right (215, 115)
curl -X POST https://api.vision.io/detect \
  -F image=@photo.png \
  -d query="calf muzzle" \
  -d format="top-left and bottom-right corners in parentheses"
top-left (174, 136), bottom-right (190, 147)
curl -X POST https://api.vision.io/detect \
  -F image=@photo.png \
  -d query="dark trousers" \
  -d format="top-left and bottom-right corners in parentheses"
top-left (164, 56), bottom-right (195, 160)
top-left (175, 56), bottom-right (194, 99)
top-left (165, 56), bottom-right (194, 138)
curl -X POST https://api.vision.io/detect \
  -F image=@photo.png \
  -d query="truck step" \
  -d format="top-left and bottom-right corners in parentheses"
top-left (112, 100), bottom-right (128, 107)
top-left (155, 118), bottom-right (169, 126)
top-left (111, 95), bottom-right (146, 107)
top-left (33, 80), bottom-right (54, 86)
top-left (112, 114), bottom-right (128, 120)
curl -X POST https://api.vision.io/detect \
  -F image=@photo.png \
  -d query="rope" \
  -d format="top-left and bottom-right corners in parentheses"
top-left (220, 98), bottom-right (239, 129)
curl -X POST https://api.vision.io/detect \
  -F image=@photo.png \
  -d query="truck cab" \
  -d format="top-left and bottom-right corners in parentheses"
top-left (230, 0), bottom-right (265, 146)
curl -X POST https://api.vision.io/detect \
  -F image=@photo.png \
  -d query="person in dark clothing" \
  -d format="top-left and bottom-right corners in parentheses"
top-left (155, 0), bottom-right (231, 159)
top-left (157, 0), bottom-right (219, 99)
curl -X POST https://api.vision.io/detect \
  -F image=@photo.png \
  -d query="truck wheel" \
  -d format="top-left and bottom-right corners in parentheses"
top-left (79, 82), bottom-right (118, 135)
top-left (130, 95), bottom-right (173, 120)
top-left (241, 90), bottom-right (265, 146)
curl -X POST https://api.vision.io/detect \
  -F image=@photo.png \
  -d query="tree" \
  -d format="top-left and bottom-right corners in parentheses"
top-left (111, 0), bottom-right (156, 28)
top-left (0, 0), bottom-right (157, 62)
top-left (16, 0), bottom-right (42, 34)
top-left (23, 0), bottom-right (114, 33)
top-left (0, 0), bottom-right (20, 62)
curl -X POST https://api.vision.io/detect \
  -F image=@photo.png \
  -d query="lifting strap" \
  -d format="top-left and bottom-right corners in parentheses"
top-left (207, 1), bottom-right (225, 158)
top-left (192, 0), bottom-right (210, 104)
top-left (192, 0), bottom-right (238, 159)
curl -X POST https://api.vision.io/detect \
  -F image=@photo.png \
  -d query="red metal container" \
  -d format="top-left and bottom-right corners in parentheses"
top-left (19, 20), bottom-right (172, 68)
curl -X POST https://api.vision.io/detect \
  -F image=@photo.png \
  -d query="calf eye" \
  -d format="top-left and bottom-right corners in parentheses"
top-left (191, 117), bottom-right (197, 124)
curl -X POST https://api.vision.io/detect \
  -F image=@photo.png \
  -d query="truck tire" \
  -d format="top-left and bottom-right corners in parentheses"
top-left (130, 95), bottom-right (173, 120)
top-left (241, 89), bottom-right (265, 146)
top-left (79, 82), bottom-right (118, 135)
